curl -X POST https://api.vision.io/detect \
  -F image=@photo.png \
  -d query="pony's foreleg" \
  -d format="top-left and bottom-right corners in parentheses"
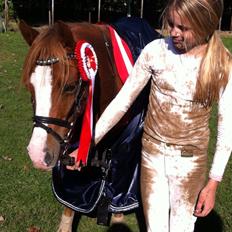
top-left (57, 207), bottom-right (75, 232)
top-left (111, 213), bottom-right (124, 224)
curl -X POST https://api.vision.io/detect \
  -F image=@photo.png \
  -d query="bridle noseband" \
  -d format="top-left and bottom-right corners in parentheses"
top-left (33, 115), bottom-right (73, 145)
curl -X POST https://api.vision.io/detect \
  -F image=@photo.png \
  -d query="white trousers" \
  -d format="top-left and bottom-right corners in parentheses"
top-left (140, 140), bottom-right (207, 232)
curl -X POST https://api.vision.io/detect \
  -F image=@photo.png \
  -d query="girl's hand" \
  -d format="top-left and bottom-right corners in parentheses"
top-left (194, 179), bottom-right (219, 217)
top-left (65, 149), bottom-right (82, 171)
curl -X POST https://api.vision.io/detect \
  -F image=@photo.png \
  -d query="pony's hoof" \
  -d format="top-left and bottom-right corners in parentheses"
top-left (57, 225), bottom-right (72, 232)
top-left (111, 213), bottom-right (125, 224)
top-left (57, 212), bottom-right (74, 232)
top-left (57, 226), bottom-right (72, 232)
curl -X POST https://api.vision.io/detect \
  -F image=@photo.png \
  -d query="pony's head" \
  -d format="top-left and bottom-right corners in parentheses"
top-left (19, 21), bottom-right (87, 170)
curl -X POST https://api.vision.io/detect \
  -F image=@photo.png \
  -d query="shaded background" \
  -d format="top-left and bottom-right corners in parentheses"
top-left (1, 0), bottom-right (231, 29)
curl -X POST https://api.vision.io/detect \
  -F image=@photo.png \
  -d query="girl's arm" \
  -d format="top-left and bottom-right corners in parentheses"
top-left (195, 71), bottom-right (232, 217)
top-left (209, 72), bottom-right (232, 182)
top-left (94, 53), bottom-right (151, 144)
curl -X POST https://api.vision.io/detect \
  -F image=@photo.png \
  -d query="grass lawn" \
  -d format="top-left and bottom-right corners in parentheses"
top-left (0, 30), bottom-right (232, 232)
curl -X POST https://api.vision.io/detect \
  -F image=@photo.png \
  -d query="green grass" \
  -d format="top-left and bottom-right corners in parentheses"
top-left (0, 32), bottom-right (62, 232)
top-left (0, 31), bottom-right (232, 232)
top-left (222, 37), bottom-right (232, 52)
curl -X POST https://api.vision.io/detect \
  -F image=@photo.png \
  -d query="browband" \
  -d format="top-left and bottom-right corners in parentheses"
top-left (36, 53), bottom-right (76, 66)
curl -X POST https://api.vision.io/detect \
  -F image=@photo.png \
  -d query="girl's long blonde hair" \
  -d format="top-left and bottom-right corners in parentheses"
top-left (162, 0), bottom-right (232, 107)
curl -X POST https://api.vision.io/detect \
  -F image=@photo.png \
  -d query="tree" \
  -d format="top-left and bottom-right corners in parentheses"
top-left (0, 0), bottom-right (15, 31)
top-left (4, 0), bottom-right (8, 30)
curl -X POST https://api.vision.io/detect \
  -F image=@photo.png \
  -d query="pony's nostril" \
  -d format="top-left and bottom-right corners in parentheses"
top-left (44, 152), bottom-right (54, 166)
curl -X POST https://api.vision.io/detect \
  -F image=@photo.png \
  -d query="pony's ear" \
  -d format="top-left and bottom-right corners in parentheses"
top-left (54, 21), bottom-right (75, 49)
top-left (18, 20), bottom-right (39, 46)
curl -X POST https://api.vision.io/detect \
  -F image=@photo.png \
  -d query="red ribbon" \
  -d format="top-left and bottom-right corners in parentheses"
top-left (108, 26), bottom-right (134, 84)
top-left (74, 40), bottom-right (98, 165)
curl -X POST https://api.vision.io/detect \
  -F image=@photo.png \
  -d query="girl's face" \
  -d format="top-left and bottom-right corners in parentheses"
top-left (167, 10), bottom-right (198, 53)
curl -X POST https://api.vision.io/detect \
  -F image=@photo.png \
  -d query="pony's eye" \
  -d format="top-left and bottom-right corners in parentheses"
top-left (63, 83), bottom-right (76, 93)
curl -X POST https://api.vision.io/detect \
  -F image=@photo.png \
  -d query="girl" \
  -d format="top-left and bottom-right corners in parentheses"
top-left (69, 0), bottom-right (232, 231)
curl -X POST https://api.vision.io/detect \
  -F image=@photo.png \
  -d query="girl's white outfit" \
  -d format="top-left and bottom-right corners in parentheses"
top-left (94, 38), bottom-right (232, 232)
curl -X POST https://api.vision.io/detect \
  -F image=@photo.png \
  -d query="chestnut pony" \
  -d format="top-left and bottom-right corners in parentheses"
top-left (19, 19), bottom-right (157, 231)
top-left (19, 20), bottom-right (126, 169)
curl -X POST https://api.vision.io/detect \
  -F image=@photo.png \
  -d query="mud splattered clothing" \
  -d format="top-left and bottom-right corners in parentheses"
top-left (94, 37), bottom-right (232, 231)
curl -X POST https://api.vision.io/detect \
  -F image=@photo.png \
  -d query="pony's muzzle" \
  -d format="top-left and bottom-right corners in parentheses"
top-left (44, 150), bottom-right (56, 167)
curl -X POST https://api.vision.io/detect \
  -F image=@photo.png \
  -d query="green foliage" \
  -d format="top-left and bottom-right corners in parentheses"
top-left (0, 0), bottom-right (4, 12)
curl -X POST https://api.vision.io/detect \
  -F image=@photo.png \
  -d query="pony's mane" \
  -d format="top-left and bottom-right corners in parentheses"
top-left (22, 26), bottom-right (71, 89)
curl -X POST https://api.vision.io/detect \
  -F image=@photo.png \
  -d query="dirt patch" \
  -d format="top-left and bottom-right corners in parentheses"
top-left (218, 30), bottom-right (232, 38)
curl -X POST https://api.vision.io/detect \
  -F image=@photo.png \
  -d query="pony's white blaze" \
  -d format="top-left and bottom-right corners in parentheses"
top-left (27, 66), bottom-right (53, 168)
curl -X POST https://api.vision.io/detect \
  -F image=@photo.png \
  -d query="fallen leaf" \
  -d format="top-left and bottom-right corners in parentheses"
top-left (27, 226), bottom-right (41, 232)
top-left (0, 215), bottom-right (5, 223)
top-left (2, 156), bottom-right (13, 161)
top-left (23, 164), bottom-right (30, 172)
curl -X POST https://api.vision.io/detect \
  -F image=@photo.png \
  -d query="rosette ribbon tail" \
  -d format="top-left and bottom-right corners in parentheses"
top-left (74, 40), bottom-right (98, 165)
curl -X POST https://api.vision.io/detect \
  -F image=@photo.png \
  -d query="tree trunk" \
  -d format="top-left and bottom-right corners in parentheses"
top-left (4, 0), bottom-right (8, 31)
top-left (218, 17), bottom-right (222, 31)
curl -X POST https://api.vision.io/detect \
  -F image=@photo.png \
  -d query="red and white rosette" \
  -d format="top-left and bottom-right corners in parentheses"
top-left (75, 40), bottom-right (98, 165)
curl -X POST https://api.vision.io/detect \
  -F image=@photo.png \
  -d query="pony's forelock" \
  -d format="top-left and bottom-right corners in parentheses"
top-left (22, 26), bottom-right (71, 91)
